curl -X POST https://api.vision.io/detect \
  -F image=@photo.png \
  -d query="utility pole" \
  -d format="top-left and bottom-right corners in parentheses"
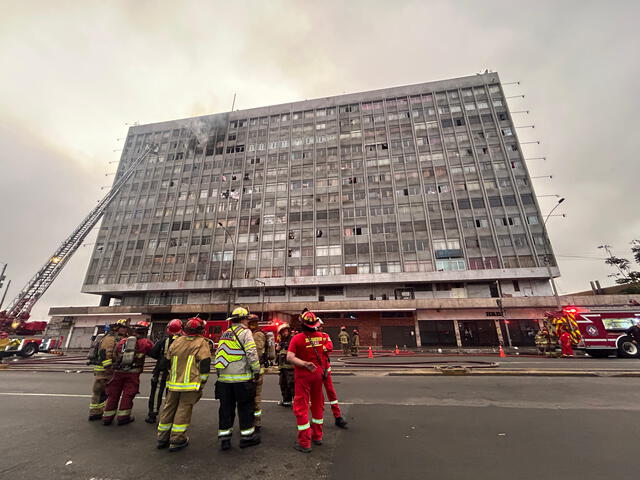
top-left (255, 279), bottom-right (266, 323)
top-left (217, 222), bottom-right (237, 318)
top-left (543, 198), bottom-right (565, 308)
top-left (0, 263), bottom-right (9, 310)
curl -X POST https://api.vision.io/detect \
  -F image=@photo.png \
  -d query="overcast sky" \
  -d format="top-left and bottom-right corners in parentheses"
top-left (1, 0), bottom-right (639, 318)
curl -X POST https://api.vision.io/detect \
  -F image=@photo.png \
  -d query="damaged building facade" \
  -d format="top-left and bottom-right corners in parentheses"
top-left (50, 72), bottom-right (565, 349)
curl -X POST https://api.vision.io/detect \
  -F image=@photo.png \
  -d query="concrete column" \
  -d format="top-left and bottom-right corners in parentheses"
top-left (64, 325), bottom-right (74, 349)
top-left (453, 321), bottom-right (462, 347)
top-left (494, 320), bottom-right (505, 345)
top-left (414, 316), bottom-right (422, 347)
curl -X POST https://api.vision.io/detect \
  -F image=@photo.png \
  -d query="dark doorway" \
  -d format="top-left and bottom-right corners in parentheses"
top-left (419, 320), bottom-right (457, 346)
top-left (381, 326), bottom-right (417, 348)
top-left (500, 319), bottom-right (538, 346)
top-left (459, 320), bottom-right (499, 347)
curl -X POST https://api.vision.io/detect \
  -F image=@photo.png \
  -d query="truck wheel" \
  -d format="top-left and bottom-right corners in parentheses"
top-left (617, 337), bottom-right (639, 358)
top-left (587, 350), bottom-right (610, 358)
top-left (19, 343), bottom-right (39, 358)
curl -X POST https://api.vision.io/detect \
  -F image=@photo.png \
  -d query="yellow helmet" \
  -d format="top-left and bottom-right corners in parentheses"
top-left (116, 319), bottom-right (129, 326)
top-left (232, 307), bottom-right (249, 318)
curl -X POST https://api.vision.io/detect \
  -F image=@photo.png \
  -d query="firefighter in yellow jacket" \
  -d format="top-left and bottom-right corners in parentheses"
top-left (248, 314), bottom-right (275, 431)
top-left (156, 317), bottom-right (211, 452)
top-left (88, 319), bottom-right (129, 420)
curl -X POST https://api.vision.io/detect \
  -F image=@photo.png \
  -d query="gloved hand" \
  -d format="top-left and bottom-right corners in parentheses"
top-left (253, 373), bottom-right (261, 383)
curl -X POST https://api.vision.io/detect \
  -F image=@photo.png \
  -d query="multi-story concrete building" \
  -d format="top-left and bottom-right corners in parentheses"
top-left (52, 72), bottom-right (562, 348)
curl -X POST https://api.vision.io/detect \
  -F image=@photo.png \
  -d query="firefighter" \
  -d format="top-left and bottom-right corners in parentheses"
top-left (277, 323), bottom-right (295, 407)
top-left (214, 307), bottom-right (261, 450)
top-left (88, 319), bottom-right (128, 421)
top-left (351, 329), bottom-right (360, 356)
top-left (248, 314), bottom-right (275, 432)
top-left (102, 322), bottom-right (154, 426)
top-left (535, 327), bottom-right (552, 356)
top-left (559, 328), bottom-right (574, 357)
top-left (318, 320), bottom-right (348, 429)
top-left (156, 317), bottom-right (211, 452)
top-left (146, 319), bottom-right (183, 424)
top-left (287, 310), bottom-right (330, 453)
top-left (338, 326), bottom-right (350, 356)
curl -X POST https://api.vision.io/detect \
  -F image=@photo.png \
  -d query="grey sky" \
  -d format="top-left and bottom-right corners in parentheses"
top-left (1, 0), bottom-right (639, 318)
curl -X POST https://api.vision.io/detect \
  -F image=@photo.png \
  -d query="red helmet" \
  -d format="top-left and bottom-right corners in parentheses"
top-left (300, 310), bottom-right (320, 329)
top-left (166, 319), bottom-right (183, 335)
top-left (184, 317), bottom-right (204, 334)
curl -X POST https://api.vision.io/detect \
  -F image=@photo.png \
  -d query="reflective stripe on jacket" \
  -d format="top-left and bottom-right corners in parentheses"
top-left (166, 336), bottom-right (212, 391)
top-left (214, 325), bottom-right (260, 382)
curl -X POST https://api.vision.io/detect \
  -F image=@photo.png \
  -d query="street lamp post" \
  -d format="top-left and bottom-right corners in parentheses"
top-left (543, 198), bottom-right (565, 308)
top-left (217, 222), bottom-right (237, 318)
top-left (255, 279), bottom-right (266, 323)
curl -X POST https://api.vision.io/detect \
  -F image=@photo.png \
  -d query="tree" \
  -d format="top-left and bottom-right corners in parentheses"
top-left (602, 241), bottom-right (640, 285)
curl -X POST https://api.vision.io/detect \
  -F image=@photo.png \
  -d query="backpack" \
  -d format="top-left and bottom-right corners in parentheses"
top-left (118, 336), bottom-right (138, 370)
top-left (86, 333), bottom-right (106, 365)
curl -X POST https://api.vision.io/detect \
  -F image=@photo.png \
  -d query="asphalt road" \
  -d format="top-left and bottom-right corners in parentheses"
top-left (1, 371), bottom-right (639, 480)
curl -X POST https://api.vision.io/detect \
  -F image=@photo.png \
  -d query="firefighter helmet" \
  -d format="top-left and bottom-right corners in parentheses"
top-left (111, 318), bottom-right (129, 328)
top-left (184, 317), bottom-right (204, 334)
top-left (277, 323), bottom-right (291, 334)
top-left (300, 310), bottom-right (320, 329)
top-left (232, 307), bottom-right (250, 318)
top-left (133, 322), bottom-right (149, 333)
top-left (166, 319), bottom-right (183, 335)
top-left (247, 314), bottom-right (260, 324)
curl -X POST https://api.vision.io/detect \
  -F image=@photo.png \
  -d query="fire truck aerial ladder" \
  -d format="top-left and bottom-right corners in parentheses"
top-left (0, 144), bottom-right (158, 334)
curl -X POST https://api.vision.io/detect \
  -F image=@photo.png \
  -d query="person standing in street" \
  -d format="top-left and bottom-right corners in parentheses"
top-left (535, 327), bottom-right (553, 357)
top-left (559, 328), bottom-right (574, 358)
top-left (287, 310), bottom-right (330, 453)
top-left (276, 323), bottom-right (295, 407)
top-left (88, 319), bottom-right (129, 421)
top-left (338, 326), bottom-right (350, 357)
top-left (156, 317), bottom-right (211, 452)
top-left (351, 329), bottom-right (360, 356)
top-left (146, 319), bottom-right (183, 424)
top-left (318, 320), bottom-right (348, 429)
top-left (214, 307), bottom-right (261, 450)
top-left (102, 322), bottom-right (154, 426)
top-left (625, 321), bottom-right (640, 348)
top-left (248, 314), bottom-right (275, 432)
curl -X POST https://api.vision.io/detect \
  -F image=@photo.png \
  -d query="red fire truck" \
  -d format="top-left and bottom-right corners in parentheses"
top-left (545, 306), bottom-right (640, 358)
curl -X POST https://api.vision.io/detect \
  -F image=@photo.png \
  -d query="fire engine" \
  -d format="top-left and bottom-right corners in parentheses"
top-left (544, 305), bottom-right (640, 358)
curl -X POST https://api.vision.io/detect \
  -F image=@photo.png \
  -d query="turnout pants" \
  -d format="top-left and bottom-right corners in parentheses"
top-left (293, 369), bottom-right (325, 449)
top-left (103, 371), bottom-right (140, 423)
top-left (157, 390), bottom-right (201, 445)
top-left (341, 344), bottom-right (350, 356)
top-left (253, 373), bottom-right (264, 427)
top-left (89, 372), bottom-right (111, 415)
top-left (148, 370), bottom-right (168, 416)
top-left (323, 372), bottom-right (341, 418)
top-left (279, 368), bottom-right (295, 404)
top-left (216, 381), bottom-right (256, 440)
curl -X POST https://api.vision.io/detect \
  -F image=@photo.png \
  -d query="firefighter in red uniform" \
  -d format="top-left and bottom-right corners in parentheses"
top-left (102, 322), bottom-right (154, 425)
top-left (287, 310), bottom-right (329, 453)
top-left (317, 319), bottom-right (348, 429)
top-left (559, 329), bottom-right (574, 357)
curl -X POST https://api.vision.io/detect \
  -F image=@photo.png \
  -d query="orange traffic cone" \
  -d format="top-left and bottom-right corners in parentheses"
top-left (499, 345), bottom-right (507, 358)
top-left (394, 345), bottom-right (400, 355)
top-left (368, 346), bottom-right (374, 359)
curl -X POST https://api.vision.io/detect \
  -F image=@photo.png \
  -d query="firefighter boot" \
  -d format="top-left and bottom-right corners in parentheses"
top-left (145, 412), bottom-right (157, 424)
top-left (117, 416), bottom-right (135, 426)
top-left (220, 438), bottom-right (232, 451)
top-left (169, 438), bottom-right (189, 452)
top-left (157, 440), bottom-right (170, 450)
top-left (293, 443), bottom-right (312, 453)
top-left (88, 414), bottom-right (102, 421)
top-left (335, 417), bottom-right (348, 429)
top-left (239, 434), bottom-right (261, 449)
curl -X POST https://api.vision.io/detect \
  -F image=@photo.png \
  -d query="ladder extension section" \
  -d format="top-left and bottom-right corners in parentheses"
top-left (4, 144), bottom-right (157, 319)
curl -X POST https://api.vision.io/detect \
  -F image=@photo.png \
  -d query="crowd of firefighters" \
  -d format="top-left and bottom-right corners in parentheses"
top-left (87, 308), bottom-right (348, 453)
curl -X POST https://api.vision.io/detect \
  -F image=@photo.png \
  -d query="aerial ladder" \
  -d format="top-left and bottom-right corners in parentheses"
top-left (0, 143), bottom-right (158, 334)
